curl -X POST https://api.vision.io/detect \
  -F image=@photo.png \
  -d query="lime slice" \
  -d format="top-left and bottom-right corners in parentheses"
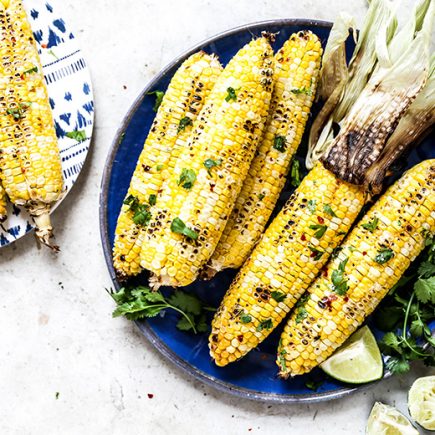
top-left (320, 325), bottom-right (383, 384)
top-left (408, 375), bottom-right (435, 431)
top-left (367, 402), bottom-right (419, 435)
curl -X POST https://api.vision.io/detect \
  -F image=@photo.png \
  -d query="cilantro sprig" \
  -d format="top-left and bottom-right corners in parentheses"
top-left (376, 235), bottom-right (435, 374)
top-left (108, 286), bottom-right (215, 334)
top-left (147, 90), bottom-right (165, 112)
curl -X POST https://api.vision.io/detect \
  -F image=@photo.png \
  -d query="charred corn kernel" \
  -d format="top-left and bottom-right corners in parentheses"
top-left (278, 160), bottom-right (435, 377)
top-left (112, 52), bottom-right (223, 278)
top-left (0, 183), bottom-right (6, 222)
top-left (141, 36), bottom-right (275, 288)
top-left (0, 0), bottom-right (63, 249)
top-left (209, 162), bottom-right (366, 366)
top-left (206, 31), bottom-right (323, 277)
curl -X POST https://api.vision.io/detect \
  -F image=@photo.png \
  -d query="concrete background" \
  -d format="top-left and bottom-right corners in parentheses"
top-left (0, 0), bottom-right (432, 434)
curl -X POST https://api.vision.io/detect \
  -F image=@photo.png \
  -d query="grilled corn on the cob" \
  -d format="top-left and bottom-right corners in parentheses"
top-left (140, 36), bottom-right (274, 288)
top-left (209, 162), bottom-right (366, 366)
top-left (277, 159), bottom-right (435, 377)
top-left (0, 0), bottom-right (63, 249)
top-left (0, 183), bottom-right (6, 222)
top-left (206, 31), bottom-right (322, 276)
top-left (113, 52), bottom-right (223, 278)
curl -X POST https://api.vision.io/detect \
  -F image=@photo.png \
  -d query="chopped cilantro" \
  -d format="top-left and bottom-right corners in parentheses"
top-left (203, 158), bottom-right (222, 175)
top-left (256, 318), bottom-right (273, 331)
top-left (177, 116), bottom-right (193, 133)
top-left (258, 193), bottom-right (265, 201)
top-left (178, 168), bottom-right (196, 189)
top-left (66, 130), bottom-right (86, 142)
top-left (374, 247), bottom-right (394, 264)
top-left (308, 245), bottom-right (323, 261)
top-left (362, 217), bottom-right (379, 232)
top-left (271, 291), bottom-right (286, 303)
top-left (148, 194), bottom-right (157, 206)
top-left (278, 349), bottom-right (287, 371)
top-left (23, 66), bottom-right (38, 75)
top-left (273, 135), bottom-right (287, 152)
top-left (331, 258), bottom-right (349, 295)
top-left (290, 159), bottom-right (301, 187)
top-left (156, 164), bottom-right (163, 171)
top-left (291, 87), bottom-right (312, 96)
top-left (295, 307), bottom-right (308, 323)
top-left (305, 379), bottom-right (323, 391)
top-left (307, 199), bottom-right (316, 214)
top-left (323, 204), bottom-right (337, 217)
top-left (225, 87), bottom-right (238, 102)
top-left (309, 224), bottom-right (327, 239)
top-left (147, 90), bottom-right (165, 112)
top-left (6, 102), bottom-right (31, 120)
top-left (171, 217), bottom-right (198, 240)
top-left (240, 313), bottom-right (252, 324)
top-left (123, 195), bottom-right (152, 227)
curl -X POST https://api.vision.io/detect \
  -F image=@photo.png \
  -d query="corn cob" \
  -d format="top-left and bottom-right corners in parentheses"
top-left (0, 182), bottom-right (6, 222)
top-left (205, 31), bottom-right (322, 277)
top-left (140, 36), bottom-right (274, 288)
top-left (113, 52), bottom-right (222, 278)
top-left (209, 162), bottom-right (366, 366)
top-left (277, 159), bottom-right (435, 377)
top-left (0, 0), bottom-right (63, 249)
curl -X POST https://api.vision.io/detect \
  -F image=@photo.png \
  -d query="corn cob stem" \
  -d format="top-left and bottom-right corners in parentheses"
top-left (0, 0), bottom-right (63, 250)
top-left (205, 31), bottom-right (322, 277)
top-left (277, 159), bottom-right (435, 377)
top-left (209, 162), bottom-right (366, 366)
top-left (112, 52), bottom-right (222, 279)
top-left (140, 37), bottom-right (274, 288)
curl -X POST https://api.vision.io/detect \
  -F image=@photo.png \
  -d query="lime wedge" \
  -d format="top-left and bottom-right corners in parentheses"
top-left (367, 402), bottom-right (419, 435)
top-left (320, 325), bottom-right (383, 384)
top-left (408, 375), bottom-right (435, 431)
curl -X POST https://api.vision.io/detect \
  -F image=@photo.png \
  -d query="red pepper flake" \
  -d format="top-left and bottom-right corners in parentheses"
top-left (343, 296), bottom-right (349, 302)
top-left (321, 266), bottom-right (328, 277)
top-left (362, 251), bottom-right (367, 256)
top-left (301, 233), bottom-right (306, 241)
top-left (147, 393), bottom-right (154, 399)
top-left (41, 43), bottom-right (48, 48)
top-left (317, 216), bottom-right (325, 224)
top-left (237, 335), bottom-right (243, 342)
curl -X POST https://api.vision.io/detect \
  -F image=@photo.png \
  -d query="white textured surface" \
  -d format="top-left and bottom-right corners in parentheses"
top-left (0, 0), bottom-right (432, 434)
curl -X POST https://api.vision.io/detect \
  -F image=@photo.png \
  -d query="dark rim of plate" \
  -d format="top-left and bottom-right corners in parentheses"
top-left (99, 18), bottom-right (385, 404)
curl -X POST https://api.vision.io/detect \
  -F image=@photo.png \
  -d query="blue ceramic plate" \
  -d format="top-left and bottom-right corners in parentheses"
top-left (100, 19), bottom-right (434, 403)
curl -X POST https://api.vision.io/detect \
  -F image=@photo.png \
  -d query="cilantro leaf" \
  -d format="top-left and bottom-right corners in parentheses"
top-left (273, 135), bottom-right (287, 152)
top-left (295, 307), bottom-right (308, 324)
top-left (225, 87), bottom-right (238, 102)
top-left (148, 194), bottom-right (157, 206)
top-left (256, 318), bottom-right (273, 331)
top-left (168, 290), bottom-right (202, 315)
top-left (147, 90), bottom-right (165, 112)
top-left (308, 245), bottom-right (324, 261)
top-left (307, 199), bottom-right (316, 214)
top-left (178, 168), bottom-right (196, 189)
top-left (23, 66), bottom-right (38, 75)
top-left (305, 379), bottom-right (323, 391)
top-left (271, 291), bottom-right (286, 303)
top-left (177, 116), bottom-right (192, 133)
top-left (374, 247), bottom-right (394, 264)
top-left (170, 217), bottom-right (198, 240)
top-left (240, 313), bottom-right (252, 323)
top-left (331, 258), bottom-right (349, 295)
top-left (291, 87), bottom-right (312, 96)
top-left (203, 158), bottom-right (222, 175)
top-left (323, 204), bottom-right (337, 217)
top-left (385, 356), bottom-right (410, 374)
top-left (309, 224), bottom-right (327, 239)
top-left (361, 217), bottom-right (379, 232)
top-left (290, 159), bottom-right (301, 187)
top-left (66, 130), bottom-right (86, 142)
top-left (414, 276), bottom-right (435, 304)
top-left (418, 261), bottom-right (435, 279)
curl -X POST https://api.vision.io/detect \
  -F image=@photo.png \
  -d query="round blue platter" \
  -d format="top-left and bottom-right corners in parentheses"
top-left (100, 19), bottom-right (435, 403)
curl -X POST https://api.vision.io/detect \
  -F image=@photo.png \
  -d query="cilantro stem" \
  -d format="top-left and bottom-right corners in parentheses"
top-left (167, 304), bottom-right (197, 334)
top-left (402, 291), bottom-right (430, 357)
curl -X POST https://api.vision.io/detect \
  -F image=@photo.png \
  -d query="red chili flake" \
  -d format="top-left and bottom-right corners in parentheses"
top-left (301, 233), bottom-right (306, 241)
top-left (41, 43), bottom-right (48, 48)
top-left (147, 393), bottom-right (154, 399)
top-left (237, 335), bottom-right (243, 342)
top-left (210, 183), bottom-right (215, 192)
top-left (362, 251), bottom-right (367, 256)
top-left (317, 216), bottom-right (325, 224)
top-left (343, 296), bottom-right (349, 302)
top-left (321, 266), bottom-right (328, 277)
